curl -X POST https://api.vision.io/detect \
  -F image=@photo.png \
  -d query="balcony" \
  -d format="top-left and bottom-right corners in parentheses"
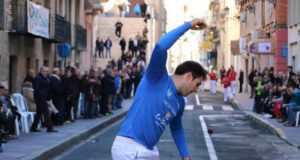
top-left (209, 0), bottom-right (220, 11)
top-left (7, 0), bottom-right (27, 33)
top-left (49, 15), bottom-right (71, 44)
top-left (75, 24), bottom-right (87, 51)
top-left (0, 0), bottom-right (4, 29)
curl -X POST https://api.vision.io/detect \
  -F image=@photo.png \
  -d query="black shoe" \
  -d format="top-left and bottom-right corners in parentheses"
top-left (30, 128), bottom-right (42, 132)
top-left (47, 129), bottom-right (58, 132)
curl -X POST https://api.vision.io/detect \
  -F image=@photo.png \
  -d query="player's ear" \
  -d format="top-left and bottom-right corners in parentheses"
top-left (185, 72), bottom-right (193, 81)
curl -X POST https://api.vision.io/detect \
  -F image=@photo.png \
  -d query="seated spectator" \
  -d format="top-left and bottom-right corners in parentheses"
top-left (283, 86), bottom-right (300, 126)
top-left (22, 81), bottom-right (36, 112)
top-left (0, 82), bottom-right (20, 139)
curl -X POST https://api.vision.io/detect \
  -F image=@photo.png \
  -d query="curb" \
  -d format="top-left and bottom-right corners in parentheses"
top-left (21, 110), bottom-right (128, 160)
top-left (228, 97), bottom-right (300, 149)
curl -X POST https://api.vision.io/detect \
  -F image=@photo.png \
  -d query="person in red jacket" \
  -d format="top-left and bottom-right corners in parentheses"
top-left (222, 72), bottom-right (233, 102)
top-left (229, 66), bottom-right (237, 98)
top-left (209, 69), bottom-right (217, 94)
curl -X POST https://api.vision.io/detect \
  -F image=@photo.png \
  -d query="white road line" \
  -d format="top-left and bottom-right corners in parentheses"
top-left (195, 94), bottom-right (200, 105)
top-left (199, 116), bottom-right (218, 160)
top-left (185, 105), bottom-right (194, 110)
top-left (222, 106), bottom-right (234, 111)
top-left (203, 105), bottom-right (213, 110)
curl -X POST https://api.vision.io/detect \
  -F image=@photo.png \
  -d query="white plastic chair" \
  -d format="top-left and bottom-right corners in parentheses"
top-left (10, 98), bottom-right (20, 136)
top-left (11, 94), bottom-right (35, 133)
top-left (296, 111), bottom-right (300, 127)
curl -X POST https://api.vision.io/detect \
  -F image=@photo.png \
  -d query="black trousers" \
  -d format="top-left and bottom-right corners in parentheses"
top-left (31, 100), bottom-right (53, 130)
top-left (0, 113), bottom-right (16, 135)
top-left (239, 81), bottom-right (243, 93)
top-left (115, 29), bottom-right (121, 38)
top-left (101, 94), bottom-right (109, 114)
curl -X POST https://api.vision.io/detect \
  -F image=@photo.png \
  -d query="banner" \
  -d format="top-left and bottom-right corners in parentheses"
top-left (239, 38), bottom-right (247, 54)
top-left (27, 0), bottom-right (49, 38)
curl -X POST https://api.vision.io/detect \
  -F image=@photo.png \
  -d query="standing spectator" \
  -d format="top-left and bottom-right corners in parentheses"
top-left (30, 66), bottom-right (57, 132)
top-left (95, 38), bottom-right (104, 58)
top-left (62, 70), bottom-right (76, 123)
top-left (229, 67), bottom-right (237, 97)
top-left (133, 3), bottom-right (141, 17)
top-left (128, 38), bottom-right (134, 55)
top-left (248, 68), bottom-right (257, 98)
top-left (84, 69), bottom-right (100, 119)
top-left (115, 20), bottom-right (123, 38)
top-left (117, 57), bottom-right (123, 71)
top-left (101, 68), bottom-right (115, 115)
top-left (110, 58), bottom-right (117, 70)
top-left (24, 69), bottom-right (35, 84)
top-left (49, 68), bottom-right (64, 125)
top-left (141, 36), bottom-right (149, 51)
top-left (105, 37), bottom-right (112, 58)
top-left (239, 69), bottom-right (244, 93)
top-left (118, 5), bottom-right (124, 17)
top-left (142, 26), bottom-right (148, 37)
top-left (125, 69), bottom-right (133, 98)
top-left (113, 70), bottom-right (123, 109)
top-left (132, 38), bottom-right (139, 57)
top-left (288, 66), bottom-right (295, 83)
top-left (209, 69), bottom-right (217, 94)
top-left (283, 86), bottom-right (300, 126)
top-left (220, 66), bottom-right (225, 84)
top-left (133, 67), bottom-right (142, 95)
top-left (119, 37), bottom-right (126, 56)
top-left (222, 72), bottom-right (232, 102)
top-left (140, 1), bottom-right (147, 17)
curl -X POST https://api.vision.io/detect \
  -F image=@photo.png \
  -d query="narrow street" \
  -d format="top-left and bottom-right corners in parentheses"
top-left (51, 91), bottom-right (299, 160)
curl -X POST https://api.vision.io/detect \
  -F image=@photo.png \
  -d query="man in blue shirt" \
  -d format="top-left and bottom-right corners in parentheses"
top-left (111, 18), bottom-right (207, 160)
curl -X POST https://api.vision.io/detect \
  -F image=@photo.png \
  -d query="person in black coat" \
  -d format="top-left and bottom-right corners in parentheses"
top-left (95, 38), bottom-right (104, 58)
top-left (62, 69), bottom-right (76, 122)
top-left (30, 66), bottom-right (57, 132)
top-left (49, 68), bottom-right (64, 125)
top-left (128, 38), bottom-right (134, 55)
top-left (115, 20), bottom-right (123, 38)
top-left (239, 69), bottom-right (244, 93)
top-left (104, 37), bottom-right (113, 58)
top-left (24, 69), bottom-right (35, 85)
top-left (119, 38), bottom-right (126, 56)
top-left (101, 68), bottom-right (115, 115)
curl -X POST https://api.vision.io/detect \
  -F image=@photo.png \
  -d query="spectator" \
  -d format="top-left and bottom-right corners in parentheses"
top-left (105, 37), bottom-right (112, 58)
top-left (132, 37), bottom-right (139, 57)
top-left (132, 67), bottom-right (142, 95)
top-left (22, 81), bottom-right (36, 112)
top-left (140, 1), bottom-right (147, 17)
top-left (101, 68), bottom-right (115, 116)
top-left (0, 83), bottom-right (20, 139)
top-left (142, 26), bottom-right (148, 37)
top-left (133, 3), bottom-right (141, 17)
top-left (62, 69), bottom-right (76, 123)
top-left (30, 66), bottom-right (57, 133)
top-left (24, 69), bottom-right (35, 84)
top-left (119, 37), bottom-right (126, 56)
top-left (239, 69), bottom-right (244, 93)
top-left (287, 66), bottom-right (295, 83)
top-left (117, 57), bottom-right (123, 71)
top-left (283, 86), bottom-right (300, 126)
top-left (84, 69), bottom-right (100, 119)
top-left (95, 38), bottom-right (104, 58)
top-left (113, 70), bottom-right (123, 109)
top-left (248, 68), bottom-right (257, 98)
top-left (115, 20), bottom-right (123, 38)
top-left (209, 69), bottom-right (217, 94)
top-left (128, 38), bottom-right (134, 56)
top-left (49, 68), bottom-right (64, 125)
top-left (118, 5), bottom-right (124, 17)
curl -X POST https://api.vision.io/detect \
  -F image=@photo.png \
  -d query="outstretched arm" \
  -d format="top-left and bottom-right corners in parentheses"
top-left (145, 19), bottom-right (207, 81)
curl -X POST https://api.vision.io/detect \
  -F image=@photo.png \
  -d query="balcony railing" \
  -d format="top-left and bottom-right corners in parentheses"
top-left (75, 24), bottom-right (87, 51)
top-left (7, 0), bottom-right (27, 33)
top-left (49, 15), bottom-right (71, 43)
top-left (0, 0), bottom-right (4, 29)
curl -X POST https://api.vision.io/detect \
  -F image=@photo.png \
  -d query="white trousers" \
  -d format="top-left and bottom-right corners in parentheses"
top-left (224, 87), bottom-right (233, 102)
top-left (111, 136), bottom-right (159, 160)
top-left (210, 80), bottom-right (216, 94)
top-left (230, 81), bottom-right (236, 96)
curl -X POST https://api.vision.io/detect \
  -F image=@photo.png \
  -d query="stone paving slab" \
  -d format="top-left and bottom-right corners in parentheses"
top-left (0, 99), bottom-right (132, 160)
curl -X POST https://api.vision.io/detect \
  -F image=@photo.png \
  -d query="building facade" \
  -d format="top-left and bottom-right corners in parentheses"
top-left (0, 0), bottom-right (87, 93)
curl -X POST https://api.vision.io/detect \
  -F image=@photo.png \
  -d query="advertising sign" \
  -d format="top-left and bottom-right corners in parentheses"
top-left (27, 0), bottom-right (49, 38)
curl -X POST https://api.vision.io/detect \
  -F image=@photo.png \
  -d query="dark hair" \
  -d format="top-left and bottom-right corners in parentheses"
top-left (174, 61), bottom-right (207, 80)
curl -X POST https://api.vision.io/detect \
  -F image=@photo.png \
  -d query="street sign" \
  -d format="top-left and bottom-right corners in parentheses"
top-left (281, 48), bottom-right (288, 57)
top-left (249, 43), bottom-right (255, 53)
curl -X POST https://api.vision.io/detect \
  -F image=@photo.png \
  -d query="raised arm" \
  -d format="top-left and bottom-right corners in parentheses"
top-left (145, 19), bottom-right (207, 81)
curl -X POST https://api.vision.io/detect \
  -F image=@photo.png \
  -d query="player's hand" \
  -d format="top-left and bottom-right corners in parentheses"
top-left (183, 157), bottom-right (191, 160)
top-left (190, 18), bottom-right (207, 30)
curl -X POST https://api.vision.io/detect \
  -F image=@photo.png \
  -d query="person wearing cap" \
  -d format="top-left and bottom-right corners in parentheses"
top-left (111, 18), bottom-right (207, 160)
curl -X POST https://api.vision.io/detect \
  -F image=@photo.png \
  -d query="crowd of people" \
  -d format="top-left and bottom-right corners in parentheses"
top-left (214, 65), bottom-right (300, 127)
top-left (0, 55), bottom-right (146, 152)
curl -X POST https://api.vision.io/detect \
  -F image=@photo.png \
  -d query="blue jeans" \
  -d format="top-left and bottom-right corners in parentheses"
top-left (84, 100), bottom-right (96, 118)
top-left (113, 93), bottom-right (123, 109)
top-left (80, 93), bottom-right (85, 115)
top-left (106, 48), bottom-right (111, 58)
top-left (287, 105), bottom-right (300, 123)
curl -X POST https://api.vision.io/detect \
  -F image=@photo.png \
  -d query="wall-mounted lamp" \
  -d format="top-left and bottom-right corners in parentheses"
top-left (224, 6), bottom-right (230, 15)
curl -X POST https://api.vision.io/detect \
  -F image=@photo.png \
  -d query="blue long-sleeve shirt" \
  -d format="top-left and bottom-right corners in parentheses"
top-left (118, 22), bottom-right (191, 158)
